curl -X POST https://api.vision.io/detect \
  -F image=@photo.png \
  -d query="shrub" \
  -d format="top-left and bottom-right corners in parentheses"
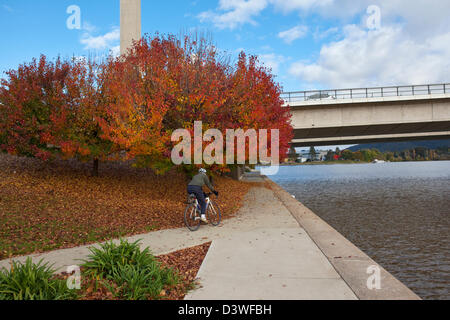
top-left (0, 258), bottom-right (78, 300)
top-left (82, 239), bottom-right (178, 300)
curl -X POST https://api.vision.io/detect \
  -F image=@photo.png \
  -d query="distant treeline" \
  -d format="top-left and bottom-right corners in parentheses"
top-left (347, 139), bottom-right (450, 153)
top-left (330, 146), bottom-right (450, 162)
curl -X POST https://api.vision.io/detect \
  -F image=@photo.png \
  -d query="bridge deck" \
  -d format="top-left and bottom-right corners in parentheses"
top-left (284, 84), bottom-right (450, 147)
top-left (282, 83), bottom-right (450, 105)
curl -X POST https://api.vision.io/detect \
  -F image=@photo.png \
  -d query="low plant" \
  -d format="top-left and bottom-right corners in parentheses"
top-left (82, 239), bottom-right (178, 300)
top-left (0, 258), bottom-right (79, 300)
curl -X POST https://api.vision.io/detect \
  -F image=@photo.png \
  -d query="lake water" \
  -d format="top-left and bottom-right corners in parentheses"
top-left (267, 161), bottom-right (450, 300)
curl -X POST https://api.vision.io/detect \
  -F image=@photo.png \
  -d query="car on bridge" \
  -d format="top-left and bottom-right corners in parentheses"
top-left (306, 92), bottom-right (337, 100)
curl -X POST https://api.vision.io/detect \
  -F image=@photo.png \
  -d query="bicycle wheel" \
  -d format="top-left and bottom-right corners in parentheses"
top-left (184, 203), bottom-right (201, 231)
top-left (207, 199), bottom-right (222, 226)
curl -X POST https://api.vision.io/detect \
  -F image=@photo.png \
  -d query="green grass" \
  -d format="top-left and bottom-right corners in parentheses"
top-left (81, 239), bottom-right (178, 300)
top-left (0, 258), bottom-right (79, 300)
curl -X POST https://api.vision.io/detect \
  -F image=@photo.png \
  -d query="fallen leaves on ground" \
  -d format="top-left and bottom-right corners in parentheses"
top-left (156, 242), bottom-right (211, 300)
top-left (0, 153), bottom-right (253, 258)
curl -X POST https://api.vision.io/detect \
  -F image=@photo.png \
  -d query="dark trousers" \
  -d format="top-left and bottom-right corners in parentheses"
top-left (187, 185), bottom-right (206, 216)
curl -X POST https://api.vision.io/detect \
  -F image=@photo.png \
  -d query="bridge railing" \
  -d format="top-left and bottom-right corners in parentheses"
top-left (281, 83), bottom-right (450, 104)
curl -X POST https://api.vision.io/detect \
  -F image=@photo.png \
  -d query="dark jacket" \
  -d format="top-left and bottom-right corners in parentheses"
top-left (188, 173), bottom-right (214, 191)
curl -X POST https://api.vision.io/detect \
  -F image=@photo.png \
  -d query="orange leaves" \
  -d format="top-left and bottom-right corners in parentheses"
top-left (156, 242), bottom-right (211, 300)
top-left (229, 53), bottom-right (293, 161)
top-left (98, 40), bottom-right (172, 164)
top-left (0, 33), bottom-right (293, 171)
top-left (0, 154), bottom-right (253, 259)
top-left (0, 56), bottom-right (114, 167)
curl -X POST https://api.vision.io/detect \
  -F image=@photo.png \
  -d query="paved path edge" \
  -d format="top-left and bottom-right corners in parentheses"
top-left (264, 177), bottom-right (421, 300)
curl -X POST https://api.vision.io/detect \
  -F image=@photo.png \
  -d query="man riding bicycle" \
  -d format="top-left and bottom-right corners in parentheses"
top-left (187, 168), bottom-right (218, 223)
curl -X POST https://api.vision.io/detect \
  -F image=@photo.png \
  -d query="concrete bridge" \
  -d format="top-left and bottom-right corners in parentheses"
top-left (282, 84), bottom-right (450, 147)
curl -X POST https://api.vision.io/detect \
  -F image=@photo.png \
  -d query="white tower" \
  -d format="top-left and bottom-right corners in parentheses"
top-left (120, 0), bottom-right (141, 55)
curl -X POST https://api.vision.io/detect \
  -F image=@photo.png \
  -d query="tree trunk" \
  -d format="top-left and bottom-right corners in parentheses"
top-left (92, 159), bottom-right (99, 177)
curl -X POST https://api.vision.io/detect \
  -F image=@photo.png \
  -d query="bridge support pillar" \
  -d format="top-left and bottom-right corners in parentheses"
top-left (120, 0), bottom-right (141, 55)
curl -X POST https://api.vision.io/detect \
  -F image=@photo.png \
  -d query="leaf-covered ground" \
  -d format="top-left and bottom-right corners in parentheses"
top-left (0, 154), bottom-right (252, 259)
top-left (156, 242), bottom-right (211, 300)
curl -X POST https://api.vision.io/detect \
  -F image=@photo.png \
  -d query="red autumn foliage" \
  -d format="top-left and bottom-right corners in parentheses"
top-left (0, 56), bottom-right (116, 175)
top-left (0, 33), bottom-right (293, 174)
top-left (0, 56), bottom-right (70, 161)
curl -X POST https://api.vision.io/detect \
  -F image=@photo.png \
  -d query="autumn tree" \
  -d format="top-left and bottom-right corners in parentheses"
top-left (228, 52), bottom-right (293, 165)
top-left (102, 33), bottom-right (292, 173)
top-left (0, 56), bottom-right (71, 161)
top-left (0, 56), bottom-right (117, 176)
top-left (1, 33), bottom-right (293, 176)
top-left (57, 57), bottom-right (118, 176)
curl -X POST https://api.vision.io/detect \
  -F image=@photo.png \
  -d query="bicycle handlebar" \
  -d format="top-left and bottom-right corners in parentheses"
top-left (204, 192), bottom-right (218, 197)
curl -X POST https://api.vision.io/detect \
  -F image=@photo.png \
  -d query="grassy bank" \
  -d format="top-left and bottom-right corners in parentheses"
top-left (0, 154), bottom-right (253, 259)
top-left (281, 160), bottom-right (369, 165)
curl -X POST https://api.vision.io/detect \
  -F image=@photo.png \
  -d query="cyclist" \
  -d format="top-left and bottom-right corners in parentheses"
top-left (187, 168), bottom-right (218, 223)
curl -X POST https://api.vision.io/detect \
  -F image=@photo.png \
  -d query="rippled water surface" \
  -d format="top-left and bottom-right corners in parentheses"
top-left (267, 161), bottom-right (450, 300)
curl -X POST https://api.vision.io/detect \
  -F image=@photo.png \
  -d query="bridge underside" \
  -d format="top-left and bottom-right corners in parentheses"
top-left (291, 121), bottom-right (450, 147)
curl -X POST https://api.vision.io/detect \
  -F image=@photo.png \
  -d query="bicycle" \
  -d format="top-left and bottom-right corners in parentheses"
top-left (184, 192), bottom-right (222, 231)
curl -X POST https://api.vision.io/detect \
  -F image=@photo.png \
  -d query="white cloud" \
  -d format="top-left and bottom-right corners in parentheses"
top-left (199, 0), bottom-right (450, 37)
top-left (289, 24), bottom-right (450, 88)
top-left (258, 53), bottom-right (286, 74)
top-left (80, 27), bottom-right (120, 51)
top-left (272, 0), bottom-right (450, 38)
top-left (199, 0), bottom-right (450, 89)
top-left (278, 25), bottom-right (308, 44)
top-left (198, 0), bottom-right (268, 30)
top-left (275, 0), bottom-right (450, 88)
top-left (82, 21), bottom-right (97, 33)
top-left (270, 0), bottom-right (333, 13)
top-left (110, 45), bottom-right (121, 58)
top-left (197, 0), bottom-right (333, 30)
top-left (313, 27), bottom-right (339, 40)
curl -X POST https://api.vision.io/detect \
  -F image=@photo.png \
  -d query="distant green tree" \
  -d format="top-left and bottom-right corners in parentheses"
top-left (360, 149), bottom-right (380, 162)
top-left (341, 149), bottom-right (353, 160)
top-left (287, 146), bottom-right (299, 162)
top-left (326, 150), bottom-right (335, 161)
top-left (361, 149), bottom-right (371, 162)
top-left (309, 146), bottom-right (317, 161)
top-left (385, 152), bottom-right (394, 161)
top-left (353, 151), bottom-right (363, 161)
top-left (414, 147), bottom-right (427, 160)
top-left (402, 150), bottom-right (412, 161)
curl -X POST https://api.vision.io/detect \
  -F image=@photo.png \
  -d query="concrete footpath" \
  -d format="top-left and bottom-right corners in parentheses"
top-left (0, 179), bottom-right (420, 300)
top-left (184, 228), bottom-right (356, 299)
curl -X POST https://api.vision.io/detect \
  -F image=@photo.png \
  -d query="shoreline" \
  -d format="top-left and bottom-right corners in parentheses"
top-left (266, 159), bottom-right (450, 166)
top-left (264, 176), bottom-right (420, 300)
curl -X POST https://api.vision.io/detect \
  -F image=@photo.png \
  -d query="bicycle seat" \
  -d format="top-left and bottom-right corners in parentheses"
top-left (187, 193), bottom-right (196, 204)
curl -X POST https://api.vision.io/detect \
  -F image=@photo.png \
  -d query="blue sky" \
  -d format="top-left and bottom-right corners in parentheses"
top-left (0, 0), bottom-right (339, 92)
top-left (1, 1), bottom-right (450, 92)
top-left (1, 0), bottom-right (450, 150)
